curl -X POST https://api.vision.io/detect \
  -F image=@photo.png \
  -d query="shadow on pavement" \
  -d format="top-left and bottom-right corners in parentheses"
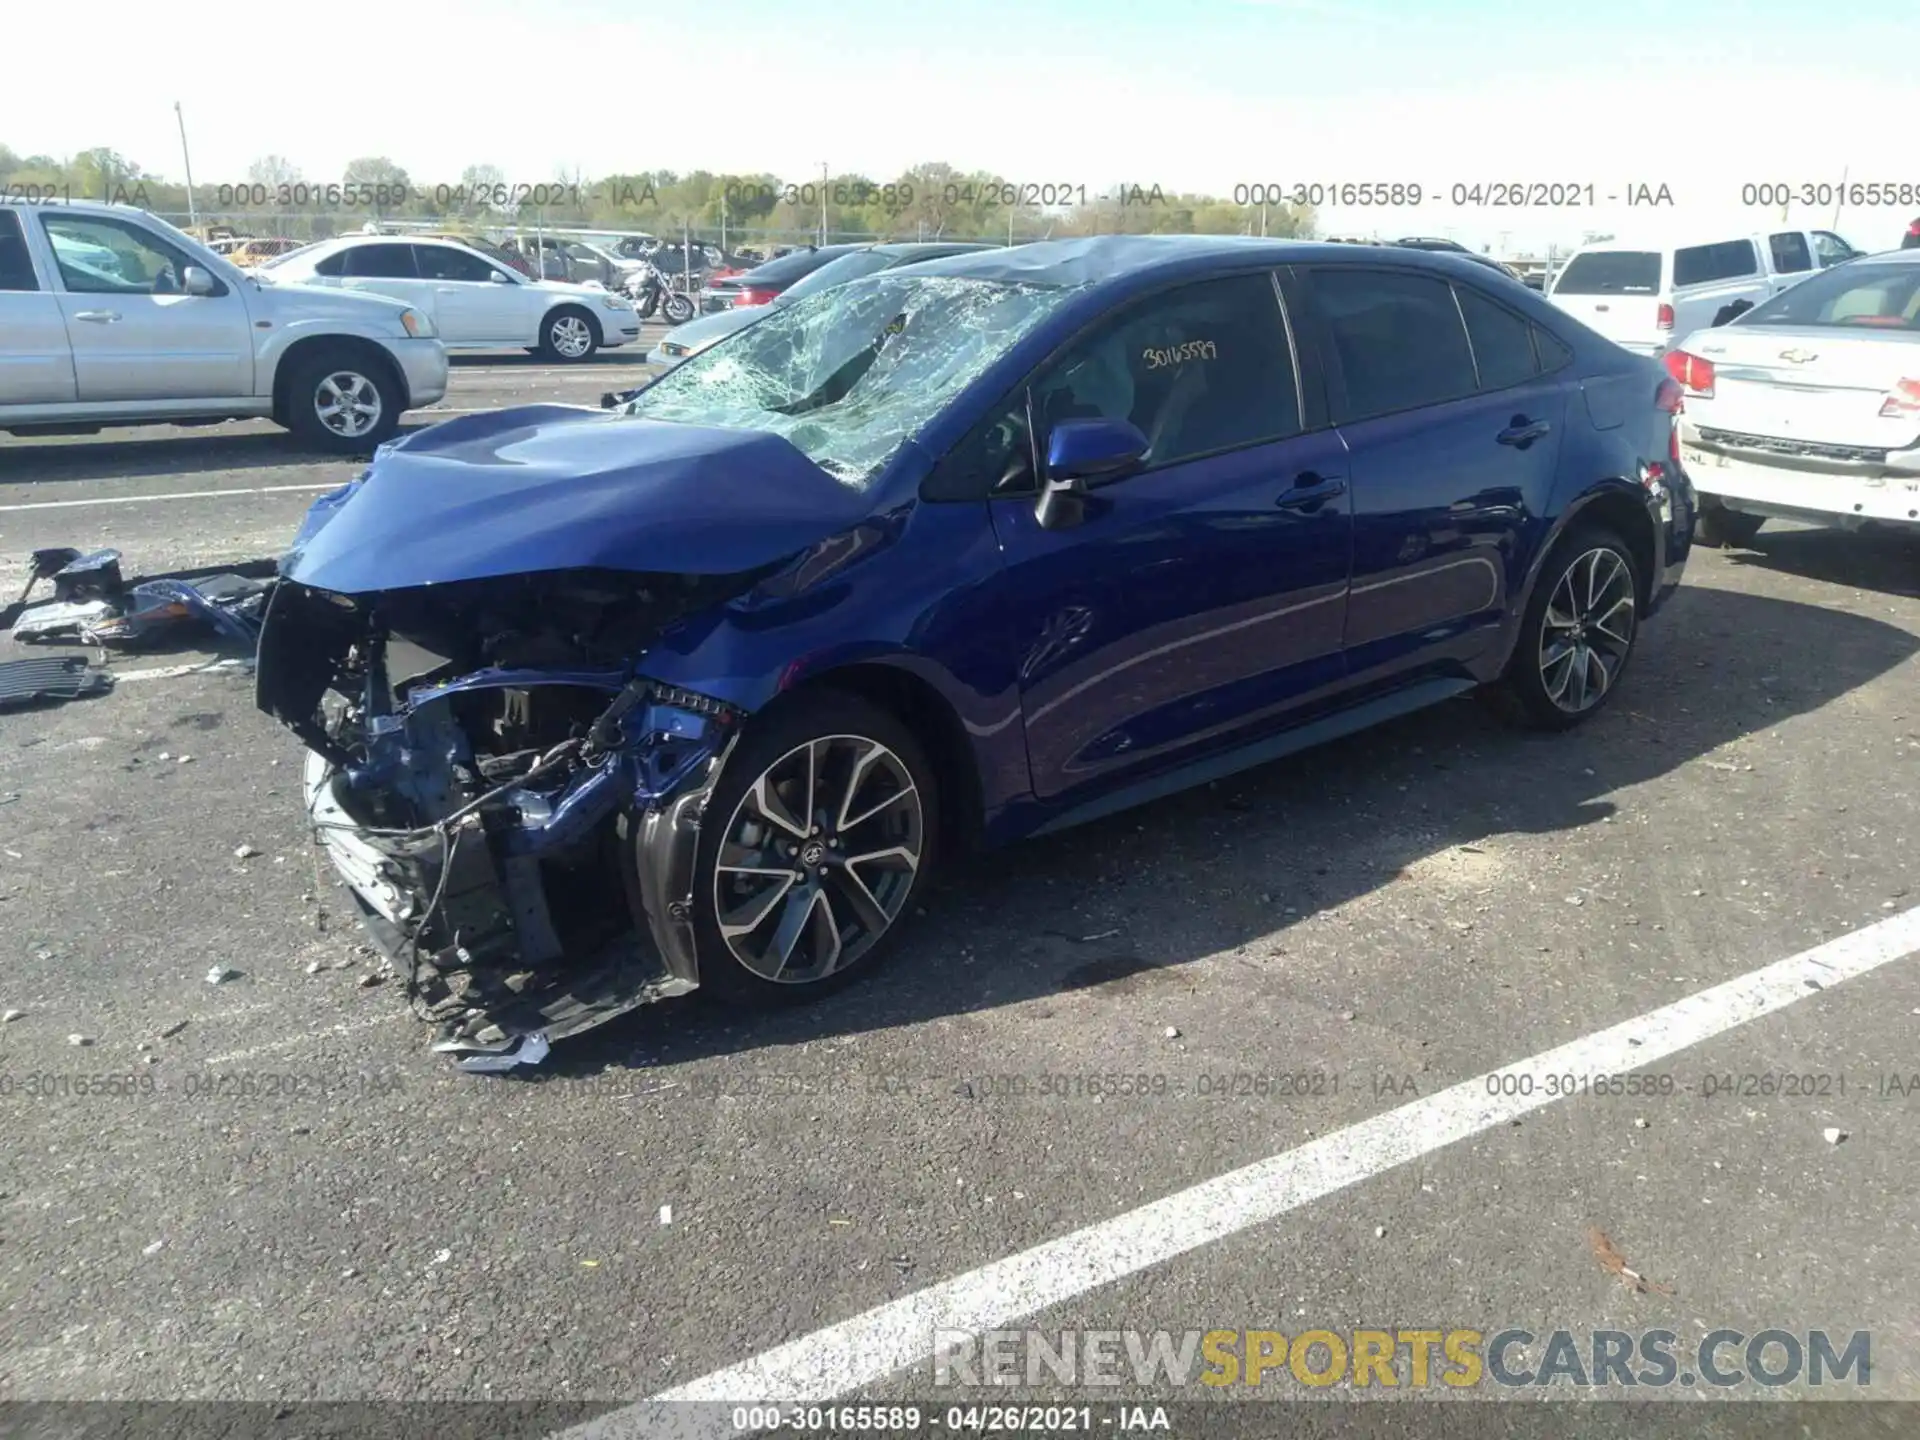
top-left (531, 581), bottom-right (1920, 1079)
top-left (1720, 526), bottom-right (1920, 597)
top-left (0, 423), bottom-right (440, 489)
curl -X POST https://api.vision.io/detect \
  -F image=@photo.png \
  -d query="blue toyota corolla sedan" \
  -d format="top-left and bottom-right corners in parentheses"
top-left (257, 234), bottom-right (1695, 1068)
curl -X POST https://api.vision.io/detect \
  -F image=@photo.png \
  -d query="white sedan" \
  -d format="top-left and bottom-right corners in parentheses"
top-left (262, 236), bottom-right (641, 361)
top-left (1666, 248), bottom-right (1920, 546)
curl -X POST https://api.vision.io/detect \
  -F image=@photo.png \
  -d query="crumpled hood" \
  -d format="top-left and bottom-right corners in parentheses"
top-left (281, 405), bottom-right (874, 594)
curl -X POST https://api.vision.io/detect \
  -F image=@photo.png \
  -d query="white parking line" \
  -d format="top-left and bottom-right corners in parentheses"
top-left (111, 659), bottom-right (252, 683)
top-left (0, 483), bottom-right (335, 513)
top-left (558, 904), bottom-right (1920, 1438)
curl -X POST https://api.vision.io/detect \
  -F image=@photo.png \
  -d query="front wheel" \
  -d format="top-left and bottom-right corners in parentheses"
top-left (281, 347), bottom-right (402, 454)
top-left (691, 690), bottom-right (938, 1008)
top-left (1496, 525), bottom-right (1641, 730)
top-left (662, 292), bottom-right (696, 324)
top-left (538, 306), bottom-right (600, 362)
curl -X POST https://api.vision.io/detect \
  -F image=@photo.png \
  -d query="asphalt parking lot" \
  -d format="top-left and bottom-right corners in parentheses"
top-left (3, 347), bottom-right (1920, 1428)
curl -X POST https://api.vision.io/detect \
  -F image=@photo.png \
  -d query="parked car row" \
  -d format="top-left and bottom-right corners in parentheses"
top-left (1545, 226), bottom-right (1864, 357)
top-left (257, 235), bottom-right (642, 360)
top-left (0, 199), bottom-right (447, 451)
top-left (649, 241), bottom-right (999, 367)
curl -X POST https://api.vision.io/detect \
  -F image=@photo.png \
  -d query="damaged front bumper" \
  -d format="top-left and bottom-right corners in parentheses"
top-left (263, 576), bottom-right (748, 1066)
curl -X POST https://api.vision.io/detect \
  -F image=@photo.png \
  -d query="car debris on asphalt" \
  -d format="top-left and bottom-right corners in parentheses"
top-left (0, 654), bottom-right (115, 711)
top-left (8, 545), bottom-right (276, 650)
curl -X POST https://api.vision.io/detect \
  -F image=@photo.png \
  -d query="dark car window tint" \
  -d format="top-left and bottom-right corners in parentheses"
top-left (344, 243), bottom-right (419, 279)
top-left (312, 249), bottom-right (347, 277)
top-left (1311, 268), bottom-right (1477, 422)
top-left (1455, 285), bottom-right (1536, 391)
top-left (1768, 231), bottom-right (1812, 274)
top-left (414, 244), bottom-right (496, 282)
top-left (1673, 240), bottom-right (1757, 287)
top-left (0, 211), bottom-right (38, 290)
top-left (1552, 251), bottom-right (1659, 295)
top-left (1533, 327), bottom-right (1574, 372)
top-left (1030, 272), bottom-right (1302, 469)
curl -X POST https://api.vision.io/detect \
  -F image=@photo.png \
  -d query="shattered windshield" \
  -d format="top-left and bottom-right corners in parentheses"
top-left (623, 273), bottom-right (1080, 486)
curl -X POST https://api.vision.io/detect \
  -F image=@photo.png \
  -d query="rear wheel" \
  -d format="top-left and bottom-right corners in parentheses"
top-left (538, 306), bottom-right (599, 362)
top-left (281, 346), bottom-right (402, 454)
top-left (692, 691), bottom-right (938, 1007)
top-left (1695, 504), bottom-right (1765, 548)
top-left (1497, 525), bottom-right (1641, 730)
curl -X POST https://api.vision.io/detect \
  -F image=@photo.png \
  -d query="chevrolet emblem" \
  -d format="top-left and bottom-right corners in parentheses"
top-left (1779, 348), bottom-right (1819, 364)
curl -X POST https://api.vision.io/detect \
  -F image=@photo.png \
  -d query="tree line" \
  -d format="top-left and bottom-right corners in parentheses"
top-left (0, 145), bottom-right (1315, 246)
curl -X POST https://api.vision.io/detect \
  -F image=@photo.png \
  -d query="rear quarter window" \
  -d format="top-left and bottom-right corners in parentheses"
top-left (1552, 251), bottom-right (1660, 295)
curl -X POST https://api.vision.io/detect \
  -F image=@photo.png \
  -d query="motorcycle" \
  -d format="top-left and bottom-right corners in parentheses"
top-left (625, 261), bottom-right (698, 324)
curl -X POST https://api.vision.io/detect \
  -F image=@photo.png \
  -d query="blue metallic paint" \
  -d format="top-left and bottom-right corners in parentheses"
top-left (279, 236), bottom-right (1693, 855)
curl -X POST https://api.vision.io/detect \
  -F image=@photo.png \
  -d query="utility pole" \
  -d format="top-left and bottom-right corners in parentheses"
top-left (1831, 165), bottom-right (1849, 229)
top-left (174, 102), bottom-right (197, 227)
top-left (819, 162), bottom-right (829, 246)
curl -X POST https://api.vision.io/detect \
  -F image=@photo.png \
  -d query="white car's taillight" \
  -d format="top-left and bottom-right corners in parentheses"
top-left (1877, 378), bottom-right (1920, 418)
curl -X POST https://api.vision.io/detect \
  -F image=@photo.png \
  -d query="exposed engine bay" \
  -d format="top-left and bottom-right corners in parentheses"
top-left (256, 568), bottom-right (760, 1069)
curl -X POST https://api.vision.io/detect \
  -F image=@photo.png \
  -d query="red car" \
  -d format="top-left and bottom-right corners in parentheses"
top-left (1902, 217), bottom-right (1920, 250)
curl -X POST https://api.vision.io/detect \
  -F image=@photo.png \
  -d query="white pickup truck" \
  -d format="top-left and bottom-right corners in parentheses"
top-left (0, 200), bottom-right (447, 453)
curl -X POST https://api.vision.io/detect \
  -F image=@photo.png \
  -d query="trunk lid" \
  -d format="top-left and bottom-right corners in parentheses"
top-left (1675, 325), bottom-right (1920, 451)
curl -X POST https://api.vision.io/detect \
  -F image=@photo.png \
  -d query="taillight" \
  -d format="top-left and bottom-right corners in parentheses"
top-left (1664, 349), bottom-right (1714, 396)
top-left (1657, 302), bottom-right (1675, 330)
top-left (732, 286), bottom-right (776, 307)
top-left (1908, 220), bottom-right (1920, 237)
top-left (1878, 378), bottom-right (1920, 418)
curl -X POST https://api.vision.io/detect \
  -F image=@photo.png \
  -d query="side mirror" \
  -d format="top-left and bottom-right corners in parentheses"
top-left (1034, 417), bottom-right (1147, 530)
top-left (181, 266), bottom-right (217, 296)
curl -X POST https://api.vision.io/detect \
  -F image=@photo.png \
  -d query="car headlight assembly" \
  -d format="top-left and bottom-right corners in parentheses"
top-left (399, 309), bottom-right (436, 338)
top-left (600, 294), bottom-right (635, 312)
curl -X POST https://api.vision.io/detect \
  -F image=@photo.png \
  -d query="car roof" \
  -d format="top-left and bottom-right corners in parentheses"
top-left (1568, 228), bottom-right (1830, 255)
top-left (900, 233), bottom-right (1481, 289)
top-left (867, 241), bottom-right (999, 259)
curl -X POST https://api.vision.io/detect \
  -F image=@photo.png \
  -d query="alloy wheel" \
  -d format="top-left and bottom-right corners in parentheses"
top-left (549, 314), bottom-right (593, 358)
top-left (1539, 546), bottom-right (1636, 715)
top-left (313, 372), bottom-right (382, 438)
top-left (711, 734), bottom-right (924, 984)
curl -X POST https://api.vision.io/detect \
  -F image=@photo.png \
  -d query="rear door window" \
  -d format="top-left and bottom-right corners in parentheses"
top-left (0, 211), bottom-right (39, 290)
top-left (342, 243), bottom-right (420, 279)
top-left (1673, 240), bottom-right (1758, 287)
top-left (1767, 231), bottom-right (1813, 274)
top-left (414, 244), bottom-right (496, 282)
top-left (1308, 268), bottom-right (1478, 422)
top-left (1551, 251), bottom-right (1660, 295)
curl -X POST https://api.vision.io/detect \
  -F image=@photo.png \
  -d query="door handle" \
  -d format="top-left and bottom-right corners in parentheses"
top-left (73, 310), bottom-right (121, 323)
top-left (1497, 417), bottom-right (1551, 447)
top-left (1276, 471), bottom-right (1347, 510)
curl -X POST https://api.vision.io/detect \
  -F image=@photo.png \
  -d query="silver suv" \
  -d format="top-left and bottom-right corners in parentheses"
top-left (0, 201), bottom-right (448, 453)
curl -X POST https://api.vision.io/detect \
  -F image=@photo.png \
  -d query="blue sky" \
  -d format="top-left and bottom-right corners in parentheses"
top-left (5, 0), bottom-right (1916, 252)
